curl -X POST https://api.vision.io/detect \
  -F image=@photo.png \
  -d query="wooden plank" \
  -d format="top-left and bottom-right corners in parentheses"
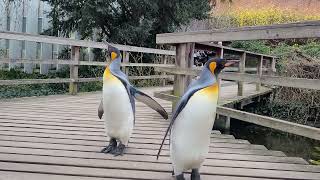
top-left (0, 140), bottom-right (271, 162)
top-left (0, 129), bottom-right (266, 150)
top-left (1, 146), bottom-right (317, 173)
top-left (0, 124), bottom-right (236, 142)
top-left (156, 20), bottom-right (320, 44)
top-left (0, 134), bottom-right (264, 153)
top-left (218, 107), bottom-right (320, 141)
top-left (0, 154), bottom-right (318, 179)
top-left (0, 133), bottom-right (284, 157)
top-left (0, 142), bottom-right (290, 165)
top-left (0, 128), bottom-right (255, 148)
top-left (0, 161), bottom-right (172, 180)
top-left (0, 31), bottom-right (175, 55)
top-left (0, 130), bottom-right (261, 151)
top-left (0, 161), bottom-right (282, 180)
top-left (0, 171), bottom-right (130, 180)
top-left (0, 133), bottom-right (285, 157)
top-left (0, 126), bottom-right (234, 140)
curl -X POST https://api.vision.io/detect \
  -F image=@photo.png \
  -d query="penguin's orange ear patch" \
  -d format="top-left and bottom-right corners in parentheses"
top-left (209, 62), bottom-right (216, 73)
top-left (111, 52), bottom-right (117, 60)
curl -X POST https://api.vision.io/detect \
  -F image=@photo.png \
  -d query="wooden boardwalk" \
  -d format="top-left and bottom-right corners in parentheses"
top-left (0, 86), bottom-right (320, 180)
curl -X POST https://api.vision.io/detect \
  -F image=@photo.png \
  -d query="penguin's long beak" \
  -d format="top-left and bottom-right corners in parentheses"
top-left (224, 60), bottom-right (240, 67)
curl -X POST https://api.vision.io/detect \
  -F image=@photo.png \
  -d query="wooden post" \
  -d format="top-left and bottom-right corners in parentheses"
top-left (22, 0), bottom-right (31, 73)
top-left (266, 58), bottom-right (276, 76)
top-left (37, 0), bottom-right (47, 74)
top-left (217, 47), bottom-right (224, 119)
top-left (69, 46), bottom-right (80, 95)
top-left (122, 51), bottom-right (130, 76)
top-left (6, 0), bottom-right (11, 70)
top-left (271, 57), bottom-right (276, 75)
top-left (53, 44), bottom-right (59, 70)
top-left (238, 52), bottom-right (246, 96)
top-left (218, 47), bottom-right (224, 89)
top-left (162, 55), bottom-right (167, 86)
top-left (173, 43), bottom-right (194, 110)
top-left (256, 55), bottom-right (263, 91)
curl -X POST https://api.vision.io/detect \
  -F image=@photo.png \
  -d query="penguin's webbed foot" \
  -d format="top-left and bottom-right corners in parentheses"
top-left (101, 138), bottom-right (117, 153)
top-left (176, 173), bottom-right (185, 180)
top-left (111, 143), bottom-right (126, 156)
top-left (191, 169), bottom-right (201, 180)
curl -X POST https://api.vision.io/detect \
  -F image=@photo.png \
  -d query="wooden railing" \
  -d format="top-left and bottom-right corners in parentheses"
top-left (0, 31), bottom-right (176, 95)
top-left (155, 20), bottom-right (320, 141)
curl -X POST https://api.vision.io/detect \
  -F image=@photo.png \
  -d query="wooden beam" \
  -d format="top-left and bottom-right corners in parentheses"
top-left (157, 20), bottom-right (320, 44)
top-left (129, 75), bottom-right (173, 80)
top-left (154, 66), bottom-right (265, 75)
top-left (0, 75), bottom-right (174, 86)
top-left (220, 73), bottom-right (320, 90)
top-left (196, 42), bottom-right (276, 59)
top-left (0, 31), bottom-right (175, 55)
top-left (75, 75), bottom-right (174, 82)
top-left (69, 46), bottom-right (80, 95)
top-left (0, 78), bottom-right (73, 85)
top-left (0, 59), bottom-right (175, 68)
top-left (155, 67), bottom-right (320, 90)
top-left (217, 107), bottom-right (320, 141)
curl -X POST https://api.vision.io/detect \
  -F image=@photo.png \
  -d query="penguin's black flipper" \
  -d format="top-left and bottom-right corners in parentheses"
top-left (131, 87), bottom-right (168, 120)
top-left (98, 100), bottom-right (104, 119)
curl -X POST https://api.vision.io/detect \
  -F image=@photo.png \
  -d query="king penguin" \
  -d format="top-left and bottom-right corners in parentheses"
top-left (157, 58), bottom-right (235, 180)
top-left (98, 45), bottom-right (168, 156)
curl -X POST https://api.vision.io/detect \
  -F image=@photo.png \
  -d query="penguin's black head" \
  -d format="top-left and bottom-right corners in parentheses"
top-left (108, 45), bottom-right (121, 61)
top-left (205, 58), bottom-right (237, 75)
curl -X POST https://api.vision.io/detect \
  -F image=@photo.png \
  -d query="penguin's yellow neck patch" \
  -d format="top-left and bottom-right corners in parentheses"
top-left (197, 83), bottom-right (219, 99)
top-left (103, 67), bottom-right (117, 81)
top-left (111, 52), bottom-right (117, 60)
top-left (209, 62), bottom-right (216, 74)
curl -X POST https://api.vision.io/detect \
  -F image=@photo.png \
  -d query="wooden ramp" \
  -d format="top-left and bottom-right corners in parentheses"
top-left (0, 87), bottom-right (319, 180)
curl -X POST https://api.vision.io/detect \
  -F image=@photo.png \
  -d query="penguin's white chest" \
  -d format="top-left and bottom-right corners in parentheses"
top-left (102, 70), bottom-right (133, 144)
top-left (170, 85), bottom-right (219, 173)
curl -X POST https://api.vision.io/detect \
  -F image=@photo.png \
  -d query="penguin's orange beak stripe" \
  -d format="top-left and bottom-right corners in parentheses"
top-left (111, 52), bottom-right (117, 60)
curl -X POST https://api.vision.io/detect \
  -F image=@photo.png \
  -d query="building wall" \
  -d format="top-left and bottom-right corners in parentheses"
top-left (0, 0), bottom-right (68, 73)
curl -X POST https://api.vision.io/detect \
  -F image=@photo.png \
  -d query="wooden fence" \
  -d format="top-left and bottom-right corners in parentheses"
top-left (154, 20), bottom-right (320, 141)
top-left (0, 31), bottom-right (176, 95)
